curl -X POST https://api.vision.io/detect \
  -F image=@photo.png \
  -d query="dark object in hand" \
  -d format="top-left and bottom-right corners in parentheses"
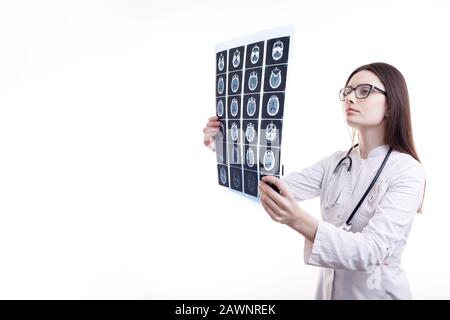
top-left (267, 182), bottom-right (280, 194)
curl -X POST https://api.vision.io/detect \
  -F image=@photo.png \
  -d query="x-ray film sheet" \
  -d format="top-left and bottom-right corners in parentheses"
top-left (215, 25), bottom-right (294, 200)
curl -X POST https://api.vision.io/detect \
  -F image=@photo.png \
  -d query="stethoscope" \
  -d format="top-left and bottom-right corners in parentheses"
top-left (326, 143), bottom-right (393, 231)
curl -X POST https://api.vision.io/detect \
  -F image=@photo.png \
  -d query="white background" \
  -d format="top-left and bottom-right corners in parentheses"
top-left (0, 0), bottom-right (449, 299)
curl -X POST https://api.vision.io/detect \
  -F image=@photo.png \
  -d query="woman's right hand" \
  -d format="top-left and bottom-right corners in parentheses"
top-left (203, 115), bottom-right (221, 152)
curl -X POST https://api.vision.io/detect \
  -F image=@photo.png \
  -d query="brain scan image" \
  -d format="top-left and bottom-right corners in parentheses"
top-left (250, 45), bottom-right (260, 64)
top-left (217, 147), bottom-right (224, 163)
top-left (217, 99), bottom-right (224, 117)
top-left (232, 171), bottom-right (240, 188)
top-left (232, 49), bottom-right (241, 68)
top-left (245, 123), bottom-right (255, 143)
top-left (231, 74), bottom-right (240, 93)
top-left (230, 98), bottom-right (239, 117)
top-left (232, 145), bottom-right (240, 164)
top-left (220, 121), bottom-right (227, 141)
top-left (218, 53), bottom-right (225, 72)
top-left (263, 150), bottom-right (275, 171)
top-left (246, 97), bottom-right (257, 117)
top-left (269, 67), bottom-right (282, 89)
top-left (265, 122), bottom-right (277, 142)
top-left (217, 123), bottom-right (224, 141)
top-left (267, 95), bottom-right (279, 116)
top-left (248, 71), bottom-right (258, 91)
top-left (246, 172), bottom-right (256, 192)
top-left (220, 166), bottom-right (227, 184)
top-left (217, 76), bottom-right (225, 95)
top-left (231, 122), bottom-right (239, 141)
top-left (272, 40), bottom-right (284, 61)
top-left (246, 147), bottom-right (255, 168)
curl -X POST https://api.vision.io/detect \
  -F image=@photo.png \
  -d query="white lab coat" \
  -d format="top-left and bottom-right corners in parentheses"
top-left (281, 144), bottom-right (426, 300)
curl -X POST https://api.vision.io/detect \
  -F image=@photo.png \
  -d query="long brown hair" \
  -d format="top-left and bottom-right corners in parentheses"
top-left (345, 62), bottom-right (426, 213)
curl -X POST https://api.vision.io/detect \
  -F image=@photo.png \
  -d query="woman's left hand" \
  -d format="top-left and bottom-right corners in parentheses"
top-left (259, 176), bottom-right (319, 241)
top-left (258, 175), bottom-right (304, 227)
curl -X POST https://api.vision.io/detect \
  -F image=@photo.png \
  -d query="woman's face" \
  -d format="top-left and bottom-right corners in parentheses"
top-left (343, 70), bottom-right (387, 129)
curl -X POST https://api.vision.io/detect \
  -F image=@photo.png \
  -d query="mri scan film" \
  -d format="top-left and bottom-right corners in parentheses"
top-left (214, 27), bottom-right (292, 199)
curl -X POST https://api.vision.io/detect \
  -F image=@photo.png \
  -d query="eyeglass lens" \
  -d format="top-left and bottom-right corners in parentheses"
top-left (340, 84), bottom-right (372, 100)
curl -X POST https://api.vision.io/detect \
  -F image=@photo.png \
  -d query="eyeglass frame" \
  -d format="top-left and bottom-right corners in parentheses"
top-left (339, 83), bottom-right (386, 101)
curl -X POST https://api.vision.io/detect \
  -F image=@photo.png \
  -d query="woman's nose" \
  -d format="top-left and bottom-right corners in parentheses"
top-left (345, 91), bottom-right (356, 104)
top-left (344, 97), bottom-right (353, 106)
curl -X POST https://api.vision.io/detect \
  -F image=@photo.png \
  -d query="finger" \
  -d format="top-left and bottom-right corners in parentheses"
top-left (207, 121), bottom-right (222, 127)
top-left (261, 175), bottom-right (294, 199)
top-left (208, 116), bottom-right (219, 121)
top-left (259, 180), bottom-right (289, 209)
top-left (259, 186), bottom-right (284, 218)
top-left (260, 194), bottom-right (284, 223)
top-left (204, 128), bottom-right (219, 135)
top-left (260, 198), bottom-right (282, 222)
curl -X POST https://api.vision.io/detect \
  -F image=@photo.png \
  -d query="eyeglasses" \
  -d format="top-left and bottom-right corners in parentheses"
top-left (339, 83), bottom-right (386, 101)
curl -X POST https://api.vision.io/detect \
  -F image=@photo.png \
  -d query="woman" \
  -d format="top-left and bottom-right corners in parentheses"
top-left (203, 62), bottom-right (426, 300)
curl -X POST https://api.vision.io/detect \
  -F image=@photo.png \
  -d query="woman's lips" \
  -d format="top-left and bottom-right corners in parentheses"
top-left (346, 108), bottom-right (359, 113)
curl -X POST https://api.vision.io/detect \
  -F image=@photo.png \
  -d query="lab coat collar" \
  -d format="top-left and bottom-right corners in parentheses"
top-left (355, 144), bottom-right (390, 160)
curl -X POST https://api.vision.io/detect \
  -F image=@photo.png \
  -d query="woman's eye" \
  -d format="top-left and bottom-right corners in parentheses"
top-left (358, 87), bottom-right (370, 96)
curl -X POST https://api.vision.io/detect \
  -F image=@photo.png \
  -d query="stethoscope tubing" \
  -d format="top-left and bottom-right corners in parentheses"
top-left (332, 143), bottom-right (393, 231)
